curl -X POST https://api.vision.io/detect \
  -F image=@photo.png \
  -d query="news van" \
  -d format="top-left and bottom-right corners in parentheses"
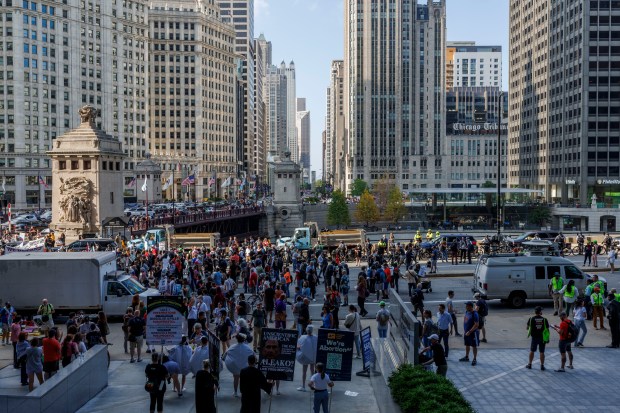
top-left (473, 254), bottom-right (606, 308)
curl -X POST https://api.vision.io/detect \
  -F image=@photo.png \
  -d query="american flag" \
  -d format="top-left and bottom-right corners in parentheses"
top-left (208, 176), bottom-right (216, 187)
top-left (181, 174), bottom-right (195, 186)
top-left (127, 177), bottom-right (136, 187)
top-left (38, 176), bottom-right (49, 189)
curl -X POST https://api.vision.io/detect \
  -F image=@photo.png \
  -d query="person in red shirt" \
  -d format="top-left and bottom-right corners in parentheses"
top-left (42, 330), bottom-right (61, 379)
top-left (552, 312), bottom-right (574, 372)
top-left (248, 270), bottom-right (258, 294)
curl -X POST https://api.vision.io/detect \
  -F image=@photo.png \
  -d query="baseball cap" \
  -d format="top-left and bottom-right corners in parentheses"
top-left (429, 334), bottom-right (439, 341)
top-left (465, 301), bottom-right (474, 307)
top-left (379, 301), bottom-right (386, 307)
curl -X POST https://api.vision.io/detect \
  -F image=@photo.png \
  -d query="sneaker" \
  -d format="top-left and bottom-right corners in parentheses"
top-left (146, 349), bottom-right (152, 353)
top-left (455, 333), bottom-right (462, 337)
top-left (555, 368), bottom-right (565, 372)
top-left (540, 365), bottom-right (546, 371)
top-left (525, 364), bottom-right (532, 369)
top-left (567, 365), bottom-right (574, 369)
top-left (297, 387), bottom-right (306, 392)
top-left (471, 359), bottom-right (477, 366)
top-left (459, 357), bottom-right (469, 362)
top-left (137, 358), bottom-right (143, 362)
top-left (130, 358), bottom-right (136, 363)
top-left (480, 338), bottom-right (487, 343)
top-left (276, 391), bottom-right (281, 396)
top-left (553, 312), bottom-right (558, 316)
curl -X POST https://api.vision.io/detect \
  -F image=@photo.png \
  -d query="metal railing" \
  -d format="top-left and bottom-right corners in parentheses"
top-left (129, 206), bottom-right (264, 232)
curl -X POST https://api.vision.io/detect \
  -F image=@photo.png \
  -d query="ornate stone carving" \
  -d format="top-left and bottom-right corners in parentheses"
top-left (282, 148), bottom-right (291, 160)
top-left (79, 105), bottom-right (98, 125)
top-left (58, 177), bottom-right (93, 226)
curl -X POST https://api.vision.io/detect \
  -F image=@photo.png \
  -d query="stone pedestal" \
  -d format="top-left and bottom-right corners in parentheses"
top-left (268, 149), bottom-right (304, 237)
top-left (47, 106), bottom-right (126, 241)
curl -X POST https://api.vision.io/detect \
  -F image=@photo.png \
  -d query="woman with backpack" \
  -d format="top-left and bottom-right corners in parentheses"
top-left (60, 334), bottom-right (78, 367)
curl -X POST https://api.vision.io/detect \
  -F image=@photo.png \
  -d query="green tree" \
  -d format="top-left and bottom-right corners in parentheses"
top-left (529, 205), bottom-right (551, 227)
top-left (355, 190), bottom-right (380, 226)
top-left (372, 174), bottom-right (395, 212)
top-left (350, 178), bottom-right (369, 197)
top-left (384, 187), bottom-right (408, 223)
top-left (327, 190), bottom-right (351, 228)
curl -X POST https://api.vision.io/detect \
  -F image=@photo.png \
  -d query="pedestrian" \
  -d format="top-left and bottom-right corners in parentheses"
top-left (421, 310), bottom-right (435, 358)
top-left (474, 292), bottom-right (488, 343)
top-left (356, 275), bottom-right (369, 317)
top-left (128, 309), bottom-right (145, 363)
top-left (169, 335), bottom-right (192, 395)
top-left (122, 306), bottom-right (133, 354)
top-left (26, 337), bottom-right (44, 392)
top-left (551, 312), bottom-right (574, 372)
top-left (274, 294), bottom-right (288, 329)
top-left (195, 359), bottom-right (218, 413)
top-left (298, 298), bottom-right (311, 337)
top-left (217, 309), bottom-right (233, 354)
top-left (420, 334), bottom-right (448, 377)
top-left (145, 352), bottom-right (168, 413)
top-left (591, 286), bottom-right (606, 330)
top-left (37, 298), bottom-right (55, 333)
top-left (296, 324), bottom-right (318, 392)
top-left (573, 299), bottom-right (588, 347)
top-left (42, 329), bottom-right (61, 379)
top-left (548, 272), bottom-right (565, 316)
top-left (190, 336), bottom-right (210, 376)
top-left (607, 293), bottom-right (620, 348)
top-left (609, 248), bottom-right (617, 273)
top-left (459, 301), bottom-right (479, 366)
top-left (344, 305), bottom-right (363, 358)
top-left (10, 315), bottom-right (22, 367)
top-left (526, 306), bottom-right (549, 371)
top-left (97, 311), bottom-right (110, 345)
top-left (162, 354), bottom-right (182, 397)
top-left (321, 305), bottom-right (334, 329)
top-left (224, 333), bottom-right (254, 397)
top-left (559, 279), bottom-right (578, 317)
top-left (1, 301), bottom-right (15, 345)
top-left (240, 354), bottom-right (273, 413)
top-left (60, 334), bottom-right (78, 367)
top-left (583, 241), bottom-right (593, 267)
top-left (250, 302), bottom-right (267, 351)
top-left (405, 265), bottom-right (418, 297)
top-left (16, 332), bottom-right (30, 386)
top-left (411, 283), bottom-right (425, 317)
top-left (446, 291), bottom-right (461, 336)
top-left (309, 362), bottom-right (334, 413)
top-left (593, 241), bottom-right (599, 267)
top-left (435, 304), bottom-right (452, 358)
top-left (376, 301), bottom-right (391, 338)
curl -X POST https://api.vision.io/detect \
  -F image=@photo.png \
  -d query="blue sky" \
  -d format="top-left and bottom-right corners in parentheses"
top-left (254, 0), bottom-right (509, 179)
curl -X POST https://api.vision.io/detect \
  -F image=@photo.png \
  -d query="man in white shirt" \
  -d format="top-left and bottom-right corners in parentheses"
top-left (344, 305), bottom-right (363, 358)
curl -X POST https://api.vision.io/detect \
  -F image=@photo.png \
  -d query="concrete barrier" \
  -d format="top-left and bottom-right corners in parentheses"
top-left (0, 344), bottom-right (109, 413)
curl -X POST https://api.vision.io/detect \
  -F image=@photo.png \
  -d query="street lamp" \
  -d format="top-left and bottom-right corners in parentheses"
top-left (497, 91), bottom-right (503, 239)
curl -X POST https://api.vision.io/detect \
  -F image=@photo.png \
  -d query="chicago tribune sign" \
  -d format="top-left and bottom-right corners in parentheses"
top-left (450, 122), bottom-right (508, 135)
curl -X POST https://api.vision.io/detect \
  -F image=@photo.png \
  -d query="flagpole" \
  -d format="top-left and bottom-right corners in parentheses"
top-left (38, 171), bottom-right (41, 212)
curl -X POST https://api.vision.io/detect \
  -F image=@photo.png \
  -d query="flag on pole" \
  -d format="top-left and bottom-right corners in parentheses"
top-left (221, 177), bottom-right (231, 188)
top-left (181, 174), bottom-right (195, 186)
top-left (38, 176), bottom-right (49, 189)
top-left (162, 174), bottom-right (173, 190)
top-left (141, 175), bottom-right (148, 192)
top-left (127, 177), bottom-right (136, 187)
top-left (2, 177), bottom-right (6, 193)
top-left (208, 175), bottom-right (216, 187)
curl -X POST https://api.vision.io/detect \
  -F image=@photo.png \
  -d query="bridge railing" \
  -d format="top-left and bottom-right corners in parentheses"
top-left (129, 206), bottom-right (264, 233)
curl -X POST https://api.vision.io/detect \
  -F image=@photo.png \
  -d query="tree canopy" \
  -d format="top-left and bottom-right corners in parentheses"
top-left (384, 187), bottom-right (408, 223)
top-left (350, 179), bottom-right (369, 197)
top-left (355, 190), bottom-right (380, 226)
top-left (327, 190), bottom-right (351, 228)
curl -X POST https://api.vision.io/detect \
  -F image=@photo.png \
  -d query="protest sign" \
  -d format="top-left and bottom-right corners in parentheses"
top-left (206, 329), bottom-right (221, 379)
top-left (146, 296), bottom-right (184, 346)
top-left (259, 328), bottom-right (299, 381)
top-left (316, 328), bottom-right (354, 381)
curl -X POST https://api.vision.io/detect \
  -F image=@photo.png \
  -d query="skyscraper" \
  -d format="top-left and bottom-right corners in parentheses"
top-left (285, 61), bottom-right (297, 163)
top-left (509, 0), bottom-right (620, 207)
top-left (218, 0), bottom-right (256, 179)
top-left (296, 97), bottom-right (310, 171)
top-left (446, 42), bottom-right (502, 90)
top-left (0, 0), bottom-right (149, 208)
top-left (265, 62), bottom-right (288, 156)
top-left (149, 0), bottom-right (237, 200)
top-left (344, 0), bottom-right (446, 193)
top-left (253, 34), bottom-right (270, 183)
top-left (324, 60), bottom-right (346, 191)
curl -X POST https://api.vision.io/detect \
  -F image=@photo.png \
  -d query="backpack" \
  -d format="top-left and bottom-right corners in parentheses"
top-left (565, 320), bottom-right (578, 343)
top-left (477, 300), bottom-right (489, 317)
top-left (378, 310), bottom-right (389, 326)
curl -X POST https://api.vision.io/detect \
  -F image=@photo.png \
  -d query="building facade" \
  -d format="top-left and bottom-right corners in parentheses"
top-left (264, 62), bottom-right (288, 157)
top-left (324, 60), bottom-right (346, 191)
top-left (284, 61), bottom-right (297, 163)
top-left (446, 41), bottom-right (502, 90)
top-left (148, 0), bottom-right (236, 201)
top-left (296, 97), bottom-right (310, 171)
top-left (446, 87), bottom-right (507, 195)
top-left (509, 0), bottom-right (620, 207)
top-left (0, 0), bottom-right (149, 209)
top-left (344, 0), bottom-right (447, 193)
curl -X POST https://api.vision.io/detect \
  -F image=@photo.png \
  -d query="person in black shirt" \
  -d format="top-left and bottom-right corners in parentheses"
top-left (421, 334), bottom-right (448, 377)
top-left (240, 354), bottom-right (272, 413)
top-left (195, 359), bottom-right (218, 413)
top-left (128, 310), bottom-right (145, 363)
top-left (526, 306), bottom-right (549, 371)
top-left (145, 352), bottom-right (168, 413)
top-left (263, 283), bottom-right (276, 324)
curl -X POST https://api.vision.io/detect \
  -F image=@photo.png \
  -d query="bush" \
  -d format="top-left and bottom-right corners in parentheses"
top-left (388, 364), bottom-right (475, 413)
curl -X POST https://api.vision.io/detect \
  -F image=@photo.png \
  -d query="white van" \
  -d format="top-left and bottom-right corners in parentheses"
top-left (473, 255), bottom-right (606, 308)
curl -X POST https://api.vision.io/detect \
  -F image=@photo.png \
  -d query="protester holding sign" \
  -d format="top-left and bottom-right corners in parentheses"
top-left (296, 324), bottom-right (318, 392)
top-left (240, 354), bottom-right (273, 413)
top-left (309, 362), bottom-right (334, 413)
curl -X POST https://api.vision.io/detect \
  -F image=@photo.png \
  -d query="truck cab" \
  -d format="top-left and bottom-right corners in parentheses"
top-left (291, 227), bottom-right (311, 250)
top-left (103, 271), bottom-right (159, 316)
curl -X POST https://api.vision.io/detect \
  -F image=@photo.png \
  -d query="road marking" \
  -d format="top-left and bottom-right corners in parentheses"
top-left (457, 351), bottom-right (560, 392)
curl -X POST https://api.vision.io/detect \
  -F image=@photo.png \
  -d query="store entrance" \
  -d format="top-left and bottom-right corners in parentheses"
top-left (600, 216), bottom-right (616, 232)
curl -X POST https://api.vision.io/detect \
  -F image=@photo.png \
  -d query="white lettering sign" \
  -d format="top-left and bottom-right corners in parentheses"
top-left (451, 122), bottom-right (508, 132)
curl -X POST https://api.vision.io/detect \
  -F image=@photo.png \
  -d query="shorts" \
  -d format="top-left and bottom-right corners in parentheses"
top-left (478, 316), bottom-right (486, 328)
top-left (529, 336), bottom-right (546, 353)
top-left (463, 331), bottom-right (479, 347)
top-left (130, 335), bottom-right (144, 348)
top-left (558, 340), bottom-right (572, 354)
top-left (43, 360), bottom-right (59, 373)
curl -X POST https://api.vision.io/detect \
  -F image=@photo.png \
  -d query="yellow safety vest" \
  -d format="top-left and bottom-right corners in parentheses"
top-left (564, 286), bottom-right (576, 299)
top-left (592, 292), bottom-right (604, 306)
top-left (551, 277), bottom-right (564, 291)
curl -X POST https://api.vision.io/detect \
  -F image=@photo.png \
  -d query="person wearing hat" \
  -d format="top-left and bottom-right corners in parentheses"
top-left (548, 272), bottom-right (565, 316)
top-left (375, 301), bottom-right (391, 338)
top-left (420, 334), bottom-right (448, 377)
top-left (526, 306), bottom-right (549, 370)
top-left (591, 285), bottom-right (606, 330)
top-left (474, 293), bottom-right (488, 343)
top-left (459, 301), bottom-right (479, 366)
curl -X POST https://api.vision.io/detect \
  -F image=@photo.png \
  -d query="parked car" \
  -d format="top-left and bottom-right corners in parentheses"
top-left (65, 238), bottom-right (117, 252)
top-left (506, 231), bottom-right (560, 247)
top-left (420, 233), bottom-right (477, 250)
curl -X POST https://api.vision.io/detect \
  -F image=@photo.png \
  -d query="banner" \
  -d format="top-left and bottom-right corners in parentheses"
top-left (206, 329), bottom-right (221, 380)
top-left (146, 296), bottom-right (184, 346)
top-left (360, 327), bottom-right (374, 371)
top-left (258, 328), bottom-right (299, 381)
top-left (4, 245), bottom-right (45, 254)
top-left (316, 328), bottom-right (354, 381)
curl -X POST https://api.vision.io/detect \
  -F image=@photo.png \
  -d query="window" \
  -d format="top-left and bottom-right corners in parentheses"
top-left (83, 160), bottom-right (91, 170)
top-left (59, 160), bottom-right (66, 170)
top-left (535, 266), bottom-right (545, 280)
top-left (71, 160), bottom-right (79, 170)
top-left (564, 266), bottom-right (583, 280)
top-left (546, 266), bottom-right (560, 279)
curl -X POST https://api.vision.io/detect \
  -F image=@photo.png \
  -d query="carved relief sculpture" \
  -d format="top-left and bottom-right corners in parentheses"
top-left (78, 105), bottom-right (98, 125)
top-left (58, 177), bottom-right (93, 226)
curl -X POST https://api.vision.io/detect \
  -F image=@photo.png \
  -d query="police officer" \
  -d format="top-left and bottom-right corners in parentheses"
top-left (591, 286), bottom-right (606, 330)
top-left (548, 272), bottom-right (564, 316)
